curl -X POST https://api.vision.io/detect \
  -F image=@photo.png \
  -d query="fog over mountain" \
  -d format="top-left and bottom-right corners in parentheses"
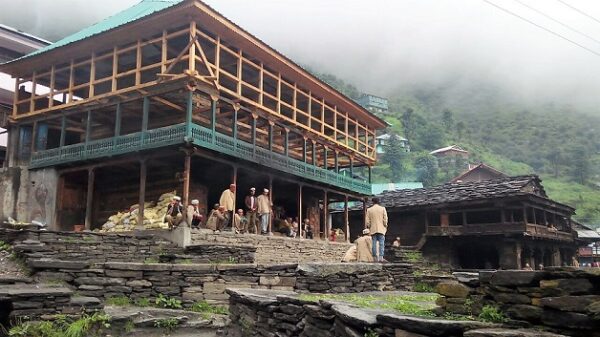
top-left (2, 0), bottom-right (600, 113)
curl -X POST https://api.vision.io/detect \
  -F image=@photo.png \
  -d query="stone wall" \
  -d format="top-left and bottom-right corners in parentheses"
top-left (226, 289), bottom-right (566, 337)
top-left (191, 229), bottom-right (353, 265)
top-left (5, 229), bottom-right (184, 263)
top-left (436, 268), bottom-right (600, 337)
top-left (23, 261), bottom-right (415, 307)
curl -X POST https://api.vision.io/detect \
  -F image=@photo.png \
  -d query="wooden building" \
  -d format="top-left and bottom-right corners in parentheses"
top-left (344, 176), bottom-right (578, 269)
top-left (450, 163), bottom-right (507, 183)
top-left (430, 145), bottom-right (469, 159)
top-left (0, 0), bottom-right (386, 236)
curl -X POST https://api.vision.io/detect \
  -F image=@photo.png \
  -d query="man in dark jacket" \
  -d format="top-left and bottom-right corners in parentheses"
top-left (165, 196), bottom-right (183, 229)
top-left (244, 187), bottom-right (258, 233)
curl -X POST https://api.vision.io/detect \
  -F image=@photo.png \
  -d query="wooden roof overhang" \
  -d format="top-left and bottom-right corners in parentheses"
top-left (0, 0), bottom-right (387, 131)
top-left (385, 194), bottom-right (575, 216)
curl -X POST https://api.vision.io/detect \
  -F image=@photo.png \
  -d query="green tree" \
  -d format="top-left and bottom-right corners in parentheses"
top-left (415, 152), bottom-right (439, 187)
top-left (401, 108), bottom-right (416, 144)
top-left (455, 121), bottom-right (466, 141)
top-left (382, 132), bottom-right (407, 181)
top-left (571, 146), bottom-right (590, 184)
top-left (416, 123), bottom-right (445, 151)
top-left (442, 108), bottom-right (454, 129)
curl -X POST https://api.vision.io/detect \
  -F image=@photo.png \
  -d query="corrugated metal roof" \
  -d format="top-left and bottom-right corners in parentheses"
top-left (371, 182), bottom-right (423, 195)
top-left (577, 229), bottom-right (600, 240)
top-left (7, 0), bottom-right (184, 64)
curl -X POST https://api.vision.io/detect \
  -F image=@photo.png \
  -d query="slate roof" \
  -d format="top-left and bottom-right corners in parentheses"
top-left (429, 145), bottom-right (468, 155)
top-left (377, 175), bottom-right (566, 210)
top-left (450, 163), bottom-right (508, 183)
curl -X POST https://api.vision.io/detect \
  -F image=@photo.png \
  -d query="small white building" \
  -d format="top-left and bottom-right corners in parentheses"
top-left (376, 133), bottom-right (409, 154)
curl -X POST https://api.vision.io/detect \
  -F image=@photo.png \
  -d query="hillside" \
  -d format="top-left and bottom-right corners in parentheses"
top-left (312, 70), bottom-right (600, 228)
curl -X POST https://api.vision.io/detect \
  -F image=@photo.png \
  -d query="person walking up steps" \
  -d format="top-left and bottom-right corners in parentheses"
top-left (366, 197), bottom-right (388, 262)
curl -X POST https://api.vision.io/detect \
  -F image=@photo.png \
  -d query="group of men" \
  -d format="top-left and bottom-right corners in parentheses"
top-left (343, 197), bottom-right (390, 263)
top-left (163, 184), bottom-right (273, 235)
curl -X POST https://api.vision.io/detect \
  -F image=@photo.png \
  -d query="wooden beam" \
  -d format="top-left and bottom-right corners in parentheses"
top-left (84, 168), bottom-right (95, 230)
top-left (137, 159), bottom-right (147, 230)
top-left (344, 194), bottom-right (350, 243)
top-left (182, 150), bottom-right (191, 211)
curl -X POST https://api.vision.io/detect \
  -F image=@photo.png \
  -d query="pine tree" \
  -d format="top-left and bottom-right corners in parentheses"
top-left (415, 153), bottom-right (439, 187)
top-left (382, 133), bottom-right (406, 181)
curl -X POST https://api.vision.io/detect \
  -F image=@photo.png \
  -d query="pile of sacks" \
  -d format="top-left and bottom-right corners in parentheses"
top-left (98, 191), bottom-right (176, 232)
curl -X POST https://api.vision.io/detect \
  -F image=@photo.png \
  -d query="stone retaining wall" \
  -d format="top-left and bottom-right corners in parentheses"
top-left (191, 230), bottom-right (352, 264)
top-left (25, 260), bottom-right (415, 307)
top-left (436, 268), bottom-right (600, 337)
top-left (226, 289), bottom-right (566, 337)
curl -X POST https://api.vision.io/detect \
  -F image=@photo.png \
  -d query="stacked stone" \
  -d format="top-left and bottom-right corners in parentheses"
top-left (435, 272), bottom-right (483, 315)
top-left (183, 244), bottom-right (256, 264)
top-left (0, 284), bottom-right (101, 319)
top-left (227, 289), bottom-right (565, 337)
top-left (191, 229), bottom-right (353, 265)
top-left (437, 268), bottom-right (600, 336)
top-left (9, 229), bottom-right (182, 263)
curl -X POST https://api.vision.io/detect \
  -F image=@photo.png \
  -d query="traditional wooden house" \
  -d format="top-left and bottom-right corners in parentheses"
top-left (344, 175), bottom-right (578, 269)
top-left (450, 163), bottom-right (507, 183)
top-left (0, 0), bottom-right (386, 236)
top-left (430, 145), bottom-right (468, 159)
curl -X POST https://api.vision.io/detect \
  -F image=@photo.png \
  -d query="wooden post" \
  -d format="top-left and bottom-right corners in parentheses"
top-left (232, 107), bottom-right (238, 142)
top-left (349, 157), bottom-right (354, 177)
top-left (368, 166), bottom-right (372, 183)
top-left (298, 184), bottom-right (303, 238)
top-left (284, 128), bottom-right (289, 156)
top-left (85, 110), bottom-right (91, 145)
top-left (84, 168), bottom-right (95, 230)
top-left (142, 96), bottom-right (149, 137)
top-left (182, 151), bottom-right (191, 212)
top-left (312, 141), bottom-right (317, 166)
top-left (323, 190), bottom-right (328, 240)
top-left (334, 151), bottom-right (339, 173)
top-left (59, 115), bottom-right (66, 147)
top-left (323, 147), bottom-right (328, 169)
top-left (185, 90), bottom-right (193, 139)
top-left (268, 122), bottom-right (274, 152)
top-left (268, 175), bottom-right (273, 234)
top-left (115, 103), bottom-right (122, 136)
top-left (211, 98), bottom-right (217, 142)
top-left (137, 159), bottom-right (147, 230)
top-left (302, 138), bottom-right (307, 162)
top-left (363, 198), bottom-right (367, 229)
top-left (344, 195), bottom-right (350, 243)
top-left (251, 115), bottom-right (257, 155)
top-left (232, 165), bottom-right (238, 215)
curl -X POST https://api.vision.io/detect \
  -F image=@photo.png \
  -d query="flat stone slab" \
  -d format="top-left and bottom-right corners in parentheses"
top-left (104, 305), bottom-right (229, 329)
top-left (0, 275), bottom-right (32, 284)
top-left (297, 263), bottom-right (382, 276)
top-left (226, 288), bottom-right (293, 307)
top-left (377, 313), bottom-right (495, 336)
top-left (27, 258), bottom-right (89, 270)
top-left (464, 328), bottom-right (568, 337)
top-left (331, 303), bottom-right (379, 327)
top-left (0, 284), bottom-right (72, 298)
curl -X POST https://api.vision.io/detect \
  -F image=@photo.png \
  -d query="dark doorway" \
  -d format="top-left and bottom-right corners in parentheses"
top-left (456, 241), bottom-right (499, 269)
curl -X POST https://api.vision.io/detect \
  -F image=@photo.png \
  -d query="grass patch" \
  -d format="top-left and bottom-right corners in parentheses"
top-left (413, 282), bottom-right (435, 293)
top-left (190, 300), bottom-right (229, 316)
top-left (178, 259), bottom-right (194, 264)
top-left (154, 318), bottom-right (179, 332)
top-left (298, 293), bottom-right (439, 317)
top-left (143, 257), bottom-right (160, 264)
top-left (7, 312), bottom-right (111, 337)
top-left (105, 296), bottom-right (132, 306)
top-left (403, 251), bottom-right (423, 263)
top-left (134, 298), bottom-right (151, 307)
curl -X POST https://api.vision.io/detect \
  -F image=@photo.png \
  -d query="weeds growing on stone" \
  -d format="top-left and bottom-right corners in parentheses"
top-left (144, 257), bottom-right (160, 264)
top-left (0, 241), bottom-right (12, 252)
top-left (7, 312), bottom-right (111, 337)
top-left (478, 305), bottom-right (507, 323)
top-left (155, 294), bottom-right (182, 309)
top-left (190, 300), bottom-right (229, 316)
top-left (134, 298), bottom-right (151, 307)
top-left (403, 251), bottom-right (423, 263)
top-left (413, 282), bottom-right (435, 293)
top-left (105, 296), bottom-right (132, 306)
top-left (153, 318), bottom-right (179, 332)
top-left (364, 328), bottom-right (379, 337)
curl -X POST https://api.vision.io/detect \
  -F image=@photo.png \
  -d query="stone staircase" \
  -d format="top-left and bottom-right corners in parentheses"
top-left (388, 247), bottom-right (454, 289)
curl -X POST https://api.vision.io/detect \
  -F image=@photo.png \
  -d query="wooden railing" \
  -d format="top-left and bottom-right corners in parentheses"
top-left (426, 222), bottom-right (574, 241)
top-left (30, 122), bottom-right (371, 195)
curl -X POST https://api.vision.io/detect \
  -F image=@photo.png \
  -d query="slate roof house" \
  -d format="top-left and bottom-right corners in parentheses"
top-left (450, 163), bottom-right (507, 183)
top-left (346, 175), bottom-right (578, 270)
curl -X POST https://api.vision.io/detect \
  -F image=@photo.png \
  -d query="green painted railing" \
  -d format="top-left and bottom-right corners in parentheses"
top-left (30, 123), bottom-right (371, 194)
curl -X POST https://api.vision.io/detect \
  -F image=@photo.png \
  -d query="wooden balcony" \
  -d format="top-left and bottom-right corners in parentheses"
top-left (29, 122), bottom-right (372, 195)
top-left (426, 222), bottom-right (574, 241)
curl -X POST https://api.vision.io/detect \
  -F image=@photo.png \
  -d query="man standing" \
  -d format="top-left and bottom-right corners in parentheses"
top-left (257, 188), bottom-right (272, 235)
top-left (244, 187), bottom-right (258, 233)
top-left (366, 197), bottom-right (388, 262)
top-left (165, 196), bottom-right (184, 229)
top-left (219, 184), bottom-right (236, 229)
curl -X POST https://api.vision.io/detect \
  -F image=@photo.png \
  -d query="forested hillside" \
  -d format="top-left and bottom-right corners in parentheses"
top-left (311, 70), bottom-right (600, 228)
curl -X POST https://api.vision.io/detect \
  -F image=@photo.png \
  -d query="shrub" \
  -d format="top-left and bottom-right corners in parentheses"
top-left (155, 294), bottom-right (182, 309)
top-left (105, 296), bottom-right (131, 306)
top-left (134, 298), bottom-right (151, 307)
top-left (413, 282), bottom-right (435, 293)
top-left (154, 318), bottom-right (179, 332)
top-left (190, 300), bottom-right (228, 315)
top-left (478, 305), bottom-right (506, 323)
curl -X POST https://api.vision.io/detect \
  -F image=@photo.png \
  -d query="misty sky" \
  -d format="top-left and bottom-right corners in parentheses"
top-left (2, 0), bottom-right (600, 111)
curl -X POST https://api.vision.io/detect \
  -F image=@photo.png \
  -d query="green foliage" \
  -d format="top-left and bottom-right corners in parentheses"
top-left (124, 320), bottom-right (135, 333)
top-left (143, 257), bottom-right (159, 264)
top-left (8, 313), bottom-right (111, 337)
top-left (414, 152), bottom-right (438, 187)
top-left (178, 259), bottom-right (193, 264)
top-left (478, 305), bottom-right (506, 323)
top-left (105, 296), bottom-right (131, 306)
top-left (403, 251), bottom-right (423, 263)
top-left (382, 131), bottom-right (408, 180)
top-left (0, 241), bottom-right (12, 252)
top-left (190, 300), bottom-right (229, 316)
top-left (364, 328), bottom-right (379, 337)
top-left (155, 294), bottom-right (182, 309)
top-left (413, 282), bottom-right (435, 293)
top-left (134, 298), bottom-right (151, 307)
top-left (153, 318), bottom-right (179, 332)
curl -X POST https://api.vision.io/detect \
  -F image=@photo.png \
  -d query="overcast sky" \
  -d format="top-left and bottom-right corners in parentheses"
top-left (2, 0), bottom-right (600, 112)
